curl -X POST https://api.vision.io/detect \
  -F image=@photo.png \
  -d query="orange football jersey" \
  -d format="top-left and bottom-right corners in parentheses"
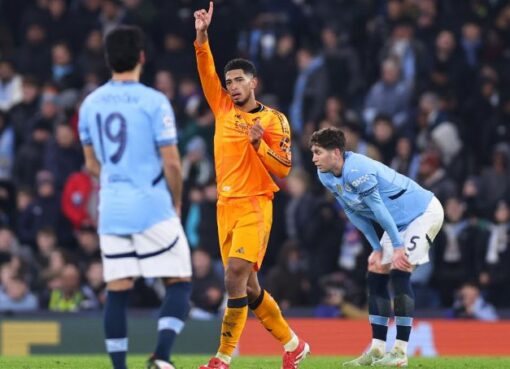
top-left (195, 40), bottom-right (292, 198)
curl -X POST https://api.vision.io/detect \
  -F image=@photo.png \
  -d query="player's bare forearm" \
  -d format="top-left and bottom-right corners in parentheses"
top-left (159, 145), bottom-right (183, 216)
top-left (164, 163), bottom-right (183, 216)
top-left (86, 160), bottom-right (101, 178)
top-left (196, 30), bottom-right (208, 45)
top-left (83, 145), bottom-right (101, 178)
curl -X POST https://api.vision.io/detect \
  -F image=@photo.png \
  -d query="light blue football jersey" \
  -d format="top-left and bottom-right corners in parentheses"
top-left (318, 151), bottom-right (434, 249)
top-left (78, 80), bottom-right (178, 235)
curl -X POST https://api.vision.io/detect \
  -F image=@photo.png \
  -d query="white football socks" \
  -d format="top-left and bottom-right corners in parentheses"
top-left (284, 332), bottom-right (299, 352)
top-left (394, 339), bottom-right (408, 354)
top-left (371, 338), bottom-right (386, 353)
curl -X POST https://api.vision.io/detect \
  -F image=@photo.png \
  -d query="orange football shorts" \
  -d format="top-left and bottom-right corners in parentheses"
top-left (217, 194), bottom-right (273, 271)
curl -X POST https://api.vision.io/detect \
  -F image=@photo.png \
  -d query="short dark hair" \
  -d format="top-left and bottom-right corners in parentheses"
top-left (104, 26), bottom-right (145, 73)
top-left (224, 58), bottom-right (256, 77)
top-left (309, 127), bottom-right (346, 151)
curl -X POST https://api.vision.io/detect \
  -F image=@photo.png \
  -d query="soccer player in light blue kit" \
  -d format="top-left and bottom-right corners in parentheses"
top-left (79, 26), bottom-right (192, 369)
top-left (310, 127), bottom-right (444, 367)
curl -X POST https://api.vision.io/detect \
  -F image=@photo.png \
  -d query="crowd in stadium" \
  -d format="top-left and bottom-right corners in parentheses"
top-left (0, 0), bottom-right (509, 319)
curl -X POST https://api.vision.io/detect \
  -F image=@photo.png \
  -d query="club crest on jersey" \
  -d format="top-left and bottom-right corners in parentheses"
top-left (336, 184), bottom-right (343, 194)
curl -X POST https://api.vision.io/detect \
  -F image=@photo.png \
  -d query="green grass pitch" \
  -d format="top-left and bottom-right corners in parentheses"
top-left (2, 355), bottom-right (510, 369)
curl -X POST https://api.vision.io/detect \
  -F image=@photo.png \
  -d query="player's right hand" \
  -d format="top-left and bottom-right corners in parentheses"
top-left (368, 250), bottom-right (382, 270)
top-left (194, 1), bottom-right (214, 32)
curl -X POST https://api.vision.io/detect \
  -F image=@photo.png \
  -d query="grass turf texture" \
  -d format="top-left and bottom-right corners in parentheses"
top-left (2, 355), bottom-right (510, 369)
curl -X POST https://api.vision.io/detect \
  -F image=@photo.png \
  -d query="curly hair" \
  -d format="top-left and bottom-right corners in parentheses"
top-left (309, 127), bottom-right (346, 151)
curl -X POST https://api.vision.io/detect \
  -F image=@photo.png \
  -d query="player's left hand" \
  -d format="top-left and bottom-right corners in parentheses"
top-left (392, 247), bottom-right (412, 272)
top-left (249, 119), bottom-right (264, 150)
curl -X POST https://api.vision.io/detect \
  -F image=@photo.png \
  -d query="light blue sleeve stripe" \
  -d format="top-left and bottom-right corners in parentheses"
top-left (158, 317), bottom-right (185, 334)
top-left (395, 316), bottom-right (413, 326)
top-left (345, 211), bottom-right (383, 251)
top-left (363, 190), bottom-right (404, 247)
top-left (369, 315), bottom-right (389, 326)
top-left (105, 338), bottom-right (128, 352)
top-left (156, 138), bottom-right (178, 147)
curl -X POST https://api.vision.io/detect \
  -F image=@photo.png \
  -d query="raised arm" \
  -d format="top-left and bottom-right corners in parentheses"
top-left (194, 1), bottom-right (230, 116)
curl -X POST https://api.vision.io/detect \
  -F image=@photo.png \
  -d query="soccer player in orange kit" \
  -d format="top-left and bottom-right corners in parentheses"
top-left (194, 3), bottom-right (310, 369)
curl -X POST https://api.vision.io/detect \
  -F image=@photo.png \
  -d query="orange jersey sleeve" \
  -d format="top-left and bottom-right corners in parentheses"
top-left (194, 40), bottom-right (291, 198)
top-left (255, 111), bottom-right (292, 178)
top-left (194, 40), bottom-right (232, 116)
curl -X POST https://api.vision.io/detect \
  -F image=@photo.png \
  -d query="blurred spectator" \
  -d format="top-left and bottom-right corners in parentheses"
top-left (260, 33), bottom-right (297, 112)
top-left (33, 227), bottom-right (58, 281)
top-left (370, 114), bottom-right (397, 165)
top-left (342, 121), bottom-right (381, 162)
top-left (44, 262), bottom-right (98, 312)
top-left (0, 180), bottom-right (15, 227)
top-left (15, 187), bottom-right (35, 245)
top-left (460, 22), bottom-right (483, 70)
top-left (0, 274), bottom-right (38, 312)
top-left (320, 26), bottom-right (363, 104)
top-left (198, 183), bottom-right (219, 257)
top-left (265, 241), bottom-right (310, 309)
top-left (363, 58), bottom-right (412, 131)
top-left (190, 248), bottom-right (224, 319)
top-left (471, 144), bottom-right (510, 219)
top-left (182, 136), bottom-right (213, 189)
top-left (0, 111), bottom-right (15, 180)
top-left (85, 259), bottom-right (105, 305)
top-left (0, 59), bottom-right (23, 112)
top-left (379, 18), bottom-right (430, 94)
top-left (432, 197), bottom-right (487, 307)
top-left (9, 76), bottom-right (41, 149)
top-left (74, 223), bottom-right (100, 271)
top-left (461, 67), bottom-right (499, 167)
top-left (50, 42), bottom-right (81, 91)
top-left (78, 29), bottom-right (108, 82)
top-left (46, 0), bottom-right (73, 45)
top-left (450, 282), bottom-right (498, 321)
top-left (289, 46), bottom-right (328, 136)
top-left (284, 168), bottom-right (321, 250)
top-left (69, 0), bottom-right (103, 48)
top-left (429, 30), bottom-right (470, 98)
top-left (417, 150), bottom-right (457, 204)
top-left (13, 93), bottom-right (58, 188)
top-left (0, 225), bottom-right (20, 257)
top-left (154, 69), bottom-right (176, 103)
top-left (15, 23), bottom-right (52, 81)
top-left (99, 0), bottom-right (129, 36)
top-left (21, 171), bottom-right (61, 244)
top-left (40, 248), bottom-right (67, 289)
top-left (185, 183), bottom-right (219, 258)
top-left (390, 136), bottom-right (420, 180)
top-left (482, 201), bottom-right (510, 307)
top-left (44, 122), bottom-right (84, 191)
top-left (155, 32), bottom-right (195, 78)
top-left (61, 168), bottom-right (98, 230)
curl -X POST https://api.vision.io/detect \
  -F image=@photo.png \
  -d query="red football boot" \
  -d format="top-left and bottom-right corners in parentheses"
top-left (281, 339), bottom-right (311, 369)
top-left (198, 357), bottom-right (230, 369)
